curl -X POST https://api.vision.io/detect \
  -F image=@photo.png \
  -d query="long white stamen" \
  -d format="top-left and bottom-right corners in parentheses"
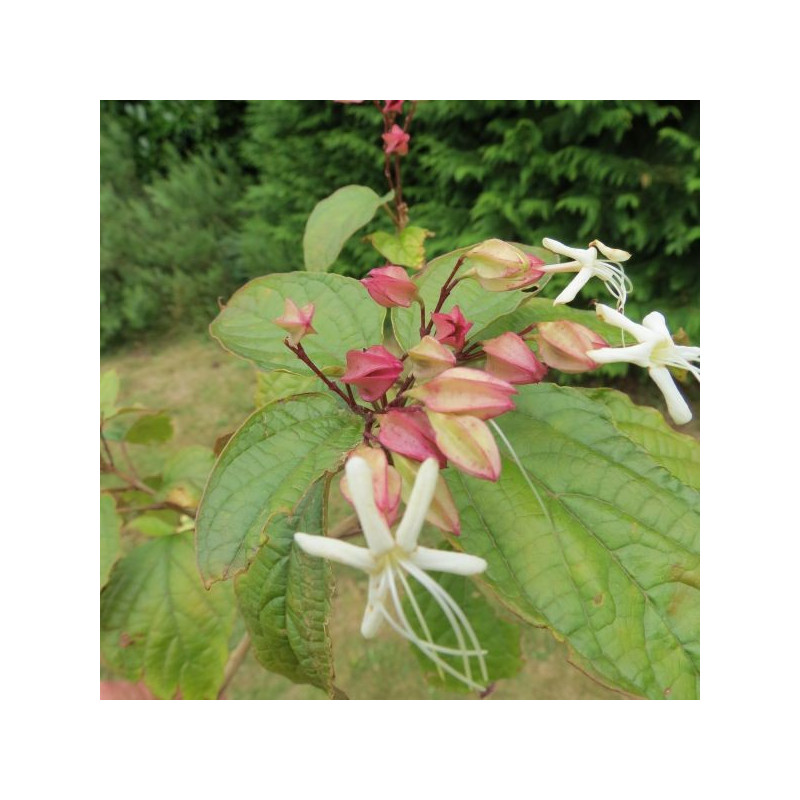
top-left (403, 560), bottom-right (489, 684)
top-left (395, 566), bottom-right (446, 681)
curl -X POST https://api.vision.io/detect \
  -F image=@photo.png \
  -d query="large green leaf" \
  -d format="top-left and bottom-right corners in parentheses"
top-left (100, 494), bottom-right (122, 588)
top-left (236, 479), bottom-right (336, 695)
top-left (161, 445), bottom-right (215, 505)
top-left (391, 244), bottom-right (556, 352)
top-left (100, 533), bottom-right (236, 699)
top-left (210, 272), bottom-right (385, 372)
top-left (303, 185), bottom-right (394, 272)
top-left (254, 370), bottom-right (321, 408)
top-left (446, 383), bottom-right (699, 699)
top-left (196, 393), bottom-right (363, 585)
top-left (405, 567), bottom-right (522, 693)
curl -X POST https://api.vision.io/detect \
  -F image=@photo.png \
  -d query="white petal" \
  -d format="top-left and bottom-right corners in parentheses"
top-left (587, 341), bottom-right (656, 368)
top-left (293, 532), bottom-right (375, 571)
top-left (553, 267), bottom-right (594, 305)
top-left (345, 457), bottom-right (395, 555)
top-left (648, 366), bottom-right (693, 425)
top-left (395, 458), bottom-right (439, 553)
top-left (642, 310), bottom-right (672, 339)
top-left (361, 573), bottom-right (389, 638)
top-left (543, 237), bottom-right (592, 262)
top-left (590, 239), bottom-right (631, 262)
top-left (411, 546), bottom-right (488, 576)
top-left (595, 304), bottom-right (651, 340)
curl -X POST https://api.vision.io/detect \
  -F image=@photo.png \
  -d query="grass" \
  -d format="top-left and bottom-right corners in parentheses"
top-left (102, 330), bottom-right (696, 700)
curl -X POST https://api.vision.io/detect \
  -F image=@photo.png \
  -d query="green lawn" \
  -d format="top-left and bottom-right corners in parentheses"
top-left (101, 331), bottom-right (646, 700)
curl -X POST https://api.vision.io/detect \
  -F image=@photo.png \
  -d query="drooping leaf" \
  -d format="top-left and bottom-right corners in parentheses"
top-left (100, 370), bottom-right (120, 419)
top-left (236, 479), bottom-right (336, 695)
top-left (196, 393), bottom-right (363, 585)
top-left (391, 245), bottom-right (555, 351)
top-left (367, 225), bottom-right (434, 269)
top-left (100, 494), bottom-right (122, 588)
top-left (405, 566), bottom-right (522, 693)
top-left (210, 272), bottom-right (385, 373)
top-left (255, 370), bottom-right (321, 408)
top-left (303, 185), bottom-right (394, 272)
top-left (446, 383), bottom-right (699, 699)
top-left (100, 533), bottom-right (236, 699)
top-left (124, 412), bottom-right (174, 444)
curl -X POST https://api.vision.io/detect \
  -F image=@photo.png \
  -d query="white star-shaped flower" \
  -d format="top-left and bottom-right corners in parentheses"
top-left (294, 456), bottom-right (489, 690)
top-left (542, 238), bottom-right (632, 308)
top-left (586, 304), bottom-right (700, 425)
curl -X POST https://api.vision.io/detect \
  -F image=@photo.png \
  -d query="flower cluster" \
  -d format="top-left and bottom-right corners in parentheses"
top-left (272, 231), bottom-right (699, 689)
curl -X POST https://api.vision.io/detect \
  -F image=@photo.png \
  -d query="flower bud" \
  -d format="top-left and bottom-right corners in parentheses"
top-left (377, 407), bottom-right (447, 467)
top-left (393, 454), bottom-right (461, 535)
top-left (407, 367), bottom-right (517, 420)
top-left (361, 265), bottom-right (418, 308)
top-left (382, 100), bottom-right (404, 114)
top-left (431, 306), bottom-right (473, 350)
top-left (482, 332), bottom-right (548, 385)
top-left (536, 321), bottom-right (609, 373)
top-left (273, 298), bottom-right (316, 346)
top-left (382, 124), bottom-right (410, 156)
top-left (340, 445), bottom-right (402, 526)
top-left (464, 239), bottom-right (546, 291)
top-left (425, 411), bottom-right (501, 481)
top-left (407, 335), bottom-right (457, 379)
top-left (341, 346), bottom-right (404, 402)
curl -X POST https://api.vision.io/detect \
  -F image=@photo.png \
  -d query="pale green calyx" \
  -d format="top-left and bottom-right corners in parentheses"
top-left (542, 237), bottom-right (632, 309)
top-left (587, 304), bottom-right (700, 425)
top-left (294, 456), bottom-right (489, 690)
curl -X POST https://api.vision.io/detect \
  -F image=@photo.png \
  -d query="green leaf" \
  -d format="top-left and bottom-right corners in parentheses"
top-left (100, 533), bottom-right (236, 699)
top-left (235, 479), bottom-right (336, 695)
top-left (255, 370), bottom-right (321, 408)
top-left (100, 370), bottom-right (120, 419)
top-left (124, 412), bottom-right (174, 444)
top-left (210, 272), bottom-right (385, 373)
top-left (303, 185), bottom-right (394, 272)
top-left (367, 225), bottom-right (434, 269)
top-left (196, 393), bottom-right (363, 585)
top-left (474, 296), bottom-right (626, 345)
top-left (447, 383), bottom-right (699, 699)
top-left (391, 245), bottom-right (553, 351)
top-left (161, 445), bottom-right (215, 505)
top-left (405, 567), bottom-right (522, 693)
top-left (126, 512), bottom-right (178, 537)
top-left (584, 388), bottom-right (700, 490)
top-left (100, 494), bottom-right (122, 588)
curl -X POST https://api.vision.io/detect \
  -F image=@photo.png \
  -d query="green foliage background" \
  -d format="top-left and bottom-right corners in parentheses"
top-left (100, 100), bottom-right (699, 350)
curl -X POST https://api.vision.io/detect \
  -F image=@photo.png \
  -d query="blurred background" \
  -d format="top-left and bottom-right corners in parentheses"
top-left (100, 100), bottom-right (699, 699)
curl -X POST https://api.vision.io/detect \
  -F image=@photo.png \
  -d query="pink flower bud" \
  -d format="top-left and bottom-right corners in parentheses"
top-left (361, 265), bottom-right (419, 308)
top-left (377, 407), bottom-right (447, 467)
top-left (407, 335), bottom-right (457, 379)
top-left (382, 101), bottom-right (404, 114)
top-left (341, 345), bottom-right (404, 402)
top-left (425, 411), bottom-right (501, 482)
top-left (393, 454), bottom-right (461, 535)
top-left (340, 445), bottom-right (402, 526)
top-left (536, 321), bottom-right (609, 373)
top-left (482, 332), bottom-right (548, 385)
top-left (382, 124), bottom-right (410, 156)
top-left (464, 239), bottom-right (546, 292)
top-left (407, 367), bottom-right (517, 420)
top-left (431, 305), bottom-right (473, 350)
top-left (273, 298), bottom-right (316, 346)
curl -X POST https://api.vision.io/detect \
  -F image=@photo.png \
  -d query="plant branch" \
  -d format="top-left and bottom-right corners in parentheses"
top-left (217, 633), bottom-right (251, 699)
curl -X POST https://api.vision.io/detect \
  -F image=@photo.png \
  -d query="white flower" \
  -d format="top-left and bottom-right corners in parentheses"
top-left (542, 237), bottom-right (632, 308)
top-left (586, 304), bottom-right (700, 425)
top-left (294, 456), bottom-right (490, 690)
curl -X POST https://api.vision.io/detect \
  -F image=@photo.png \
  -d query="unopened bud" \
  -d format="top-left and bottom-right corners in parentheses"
top-left (407, 335), bottom-right (457, 379)
top-left (464, 239), bottom-right (545, 291)
top-left (273, 298), bottom-right (316, 346)
top-left (536, 321), bottom-right (609, 373)
top-left (361, 265), bottom-right (418, 308)
top-left (377, 408), bottom-right (447, 466)
top-left (425, 411), bottom-right (501, 482)
top-left (382, 124), bottom-right (410, 156)
top-left (482, 332), bottom-right (548, 385)
top-left (431, 306), bottom-right (473, 350)
top-left (407, 367), bottom-right (517, 420)
top-left (341, 346), bottom-right (404, 402)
